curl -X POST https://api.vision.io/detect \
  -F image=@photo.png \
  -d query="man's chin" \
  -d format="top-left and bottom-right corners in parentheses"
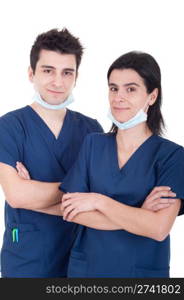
top-left (44, 99), bottom-right (65, 105)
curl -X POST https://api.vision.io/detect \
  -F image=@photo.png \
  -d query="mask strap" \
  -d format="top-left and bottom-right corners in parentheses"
top-left (142, 97), bottom-right (151, 113)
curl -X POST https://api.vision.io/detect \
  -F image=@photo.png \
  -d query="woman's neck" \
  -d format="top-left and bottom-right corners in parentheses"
top-left (116, 123), bottom-right (153, 151)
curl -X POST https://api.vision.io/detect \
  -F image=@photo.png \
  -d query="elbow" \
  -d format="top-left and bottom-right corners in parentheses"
top-left (6, 192), bottom-right (25, 209)
top-left (6, 195), bottom-right (21, 209)
top-left (152, 227), bottom-right (169, 242)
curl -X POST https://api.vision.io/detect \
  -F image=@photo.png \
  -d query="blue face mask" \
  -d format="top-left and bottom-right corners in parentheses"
top-left (108, 108), bottom-right (148, 130)
top-left (33, 92), bottom-right (74, 110)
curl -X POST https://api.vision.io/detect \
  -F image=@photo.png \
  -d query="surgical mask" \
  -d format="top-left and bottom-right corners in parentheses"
top-left (107, 100), bottom-right (149, 130)
top-left (32, 92), bottom-right (74, 110)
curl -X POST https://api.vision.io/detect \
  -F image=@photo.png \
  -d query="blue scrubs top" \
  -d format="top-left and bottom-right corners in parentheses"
top-left (0, 106), bottom-right (103, 278)
top-left (61, 133), bottom-right (184, 278)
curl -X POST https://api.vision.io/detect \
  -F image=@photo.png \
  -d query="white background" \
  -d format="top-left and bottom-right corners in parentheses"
top-left (0, 0), bottom-right (184, 277)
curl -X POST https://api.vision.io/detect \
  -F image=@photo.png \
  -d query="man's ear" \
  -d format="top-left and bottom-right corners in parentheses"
top-left (74, 71), bottom-right (78, 87)
top-left (28, 66), bottom-right (34, 82)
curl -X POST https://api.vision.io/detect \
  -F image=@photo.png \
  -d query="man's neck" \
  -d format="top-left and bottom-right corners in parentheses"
top-left (30, 102), bottom-right (67, 122)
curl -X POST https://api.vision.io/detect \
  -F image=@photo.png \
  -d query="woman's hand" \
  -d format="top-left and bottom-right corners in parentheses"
top-left (62, 192), bottom-right (104, 221)
top-left (142, 186), bottom-right (176, 211)
top-left (16, 162), bottom-right (31, 180)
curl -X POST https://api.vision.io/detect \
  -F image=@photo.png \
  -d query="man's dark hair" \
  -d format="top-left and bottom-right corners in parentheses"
top-left (107, 51), bottom-right (165, 135)
top-left (30, 28), bottom-right (84, 73)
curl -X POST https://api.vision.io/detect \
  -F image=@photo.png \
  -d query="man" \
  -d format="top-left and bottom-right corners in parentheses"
top-left (0, 28), bottom-right (103, 278)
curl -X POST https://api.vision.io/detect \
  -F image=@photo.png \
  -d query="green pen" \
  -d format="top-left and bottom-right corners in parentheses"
top-left (12, 228), bottom-right (19, 242)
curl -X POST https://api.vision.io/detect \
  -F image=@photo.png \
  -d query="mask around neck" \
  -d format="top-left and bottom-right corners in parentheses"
top-left (33, 92), bottom-right (74, 110)
top-left (108, 108), bottom-right (147, 130)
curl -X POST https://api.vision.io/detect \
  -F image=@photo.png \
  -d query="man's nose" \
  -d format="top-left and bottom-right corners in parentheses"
top-left (52, 74), bottom-right (64, 88)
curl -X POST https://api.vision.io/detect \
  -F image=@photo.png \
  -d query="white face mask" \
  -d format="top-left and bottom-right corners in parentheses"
top-left (107, 100), bottom-right (150, 130)
top-left (33, 92), bottom-right (74, 110)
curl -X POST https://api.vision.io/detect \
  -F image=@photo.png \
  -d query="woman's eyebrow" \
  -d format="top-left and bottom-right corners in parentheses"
top-left (108, 82), bottom-right (140, 87)
top-left (123, 82), bottom-right (140, 87)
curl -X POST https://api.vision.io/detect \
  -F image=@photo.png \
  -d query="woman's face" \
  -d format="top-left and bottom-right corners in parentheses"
top-left (108, 68), bottom-right (156, 123)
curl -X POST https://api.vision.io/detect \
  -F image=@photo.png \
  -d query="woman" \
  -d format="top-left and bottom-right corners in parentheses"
top-left (61, 51), bottom-right (184, 278)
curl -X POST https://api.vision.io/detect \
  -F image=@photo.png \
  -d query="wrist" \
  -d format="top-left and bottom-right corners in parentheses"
top-left (93, 193), bottom-right (108, 210)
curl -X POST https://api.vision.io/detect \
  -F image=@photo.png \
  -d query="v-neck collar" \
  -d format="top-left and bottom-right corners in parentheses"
top-left (26, 105), bottom-right (71, 142)
top-left (111, 133), bottom-right (157, 175)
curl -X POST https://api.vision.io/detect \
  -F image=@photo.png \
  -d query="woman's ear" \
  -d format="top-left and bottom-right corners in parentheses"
top-left (149, 88), bottom-right (158, 105)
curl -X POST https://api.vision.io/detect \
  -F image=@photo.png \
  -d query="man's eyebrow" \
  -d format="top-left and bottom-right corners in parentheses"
top-left (40, 65), bottom-right (55, 69)
top-left (63, 68), bottom-right (75, 72)
top-left (108, 83), bottom-right (118, 87)
top-left (40, 66), bottom-right (75, 72)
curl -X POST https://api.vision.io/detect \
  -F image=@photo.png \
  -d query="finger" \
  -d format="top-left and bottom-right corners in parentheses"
top-left (62, 194), bottom-right (80, 202)
top-left (152, 203), bottom-right (171, 211)
top-left (148, 191), bottom-right (176, 202)
top-left (20, 169), bottom-right (29, 179)
top-left (17, 168), bottom-right (27, 179)
top-left (62, 200), bottom-right (74, 208)
top-left (148, 186), bottom-right (171, 197)
top-left (22, 167), bottom-right (30, 177)
top-left (16, 163), bottom-right (21, 173)
top-left (63, 205), bottom-right (75, 220)
top-left (62, 193), bottom-right (73, 202)
top-left (66, 208), bottom-right (79, 221)
top-left (150, 198), bottom-right (176, 211)
top-left (19, 169), bottom-right (29, 180)
top-left (17, 162), bottom-right (26, 169)
top-left (16, 162), bottom-right (30, 179)
top-left (16, 162), bottom-right (24, 170)
top-left (17, 163), bottom-right (30, 179)
top-left (153, 197), bottom-right (176, 205)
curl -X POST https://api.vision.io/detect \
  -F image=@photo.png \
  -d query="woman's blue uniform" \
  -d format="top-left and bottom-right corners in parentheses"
top-left (0, 106), bottom-right (103, 277)
top-left (61, 133), bottom-right (184, 278)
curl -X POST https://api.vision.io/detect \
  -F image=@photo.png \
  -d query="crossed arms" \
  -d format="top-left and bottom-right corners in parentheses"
top-left (0, 162), bottom-right (180, 241)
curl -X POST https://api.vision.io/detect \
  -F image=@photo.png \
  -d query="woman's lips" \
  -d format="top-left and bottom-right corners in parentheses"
top-left (113, 107), bottom-right (130, 111)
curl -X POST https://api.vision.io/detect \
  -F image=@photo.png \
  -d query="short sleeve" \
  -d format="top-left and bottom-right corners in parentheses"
top-left (156, 147), bottom-right (184, 215)
top-left (60, 134), bottom-right (91, 193)
top-left (0, 115), bottom-right (24, 169)
top-left (93, 120), bottom-right (104, 133)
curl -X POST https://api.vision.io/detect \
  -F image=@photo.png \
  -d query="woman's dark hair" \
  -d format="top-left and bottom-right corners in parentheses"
top-left (30, 28), bottom-right (84, 73)
top-left (107, 51), bottom-right (165, 135)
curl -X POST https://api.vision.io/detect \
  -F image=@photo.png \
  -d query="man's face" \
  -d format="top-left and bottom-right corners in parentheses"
top-left (29, 49), bottom-right (77, 105)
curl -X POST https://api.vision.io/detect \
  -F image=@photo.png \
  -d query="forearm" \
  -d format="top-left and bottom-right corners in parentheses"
top-left (71, 210), bottom-right (122, 230)
top-left (34, 202), bottom-right (63, 216)
top-left (96, 196), bottom-right (181, 240)
top-left (35, 203), bottom-right (122, 230)
top-left (11, 180), bottom-right (62, 210)
top-left (0, 163), bottom-right (63, 210)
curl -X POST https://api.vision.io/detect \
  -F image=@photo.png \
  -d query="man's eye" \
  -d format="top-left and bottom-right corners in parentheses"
top-left (127, 87), bottom-right (136, 92)
top-left (110, 87), bottom-right (118, 92)
top-left (43, 69), bottom-right (51, 73)
top-left (64, 71), bottom-right (73, 76)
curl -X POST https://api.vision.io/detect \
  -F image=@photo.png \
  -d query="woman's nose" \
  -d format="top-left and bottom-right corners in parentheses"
top-left (114, 91), bottom-right (126, 102)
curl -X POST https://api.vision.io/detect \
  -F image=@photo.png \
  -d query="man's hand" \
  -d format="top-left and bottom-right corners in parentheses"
top-left (16, 162), bottom-right (31, 180)
top-left (142, 186), bottom-right (176, 211)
